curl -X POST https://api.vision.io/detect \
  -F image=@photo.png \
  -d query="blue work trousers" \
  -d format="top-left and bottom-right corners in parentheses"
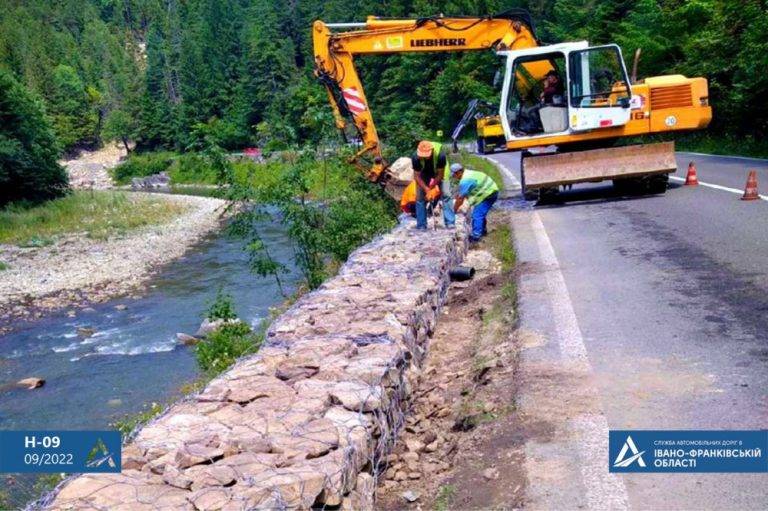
top-left (415, 179), bottom-right (455, 229)
top-left (470, 191), bottom-right (498, 240)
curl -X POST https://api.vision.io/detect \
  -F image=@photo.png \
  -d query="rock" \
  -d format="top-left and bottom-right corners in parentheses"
top-left (402, 490), bottom-right (421, 502)
top-left (402, 451), bottom-right (419, 463)
top-left (428, 393), bottom-right (444, 407)
top-left (176, 332), bottom-right (201, 346)
top-left (187, 487), bottom-right (231, 510)
top-left (388, 157), bottom-right (414, 184)
top-left (16, 377), bottom-right (45, 389)
top-left (114, 304), bottom-right (127, 311)
top-left (195, 318), bottom-right (241, 337)
top-left (162, 465), bottom-right (193, 490)
top-left (405, 439), bottom-right (424, 453)
top-left (329, 381), bottom-right (382, 412)
top-left (77, 326), bottom-right (96, 337)
top-left (423, 431), bottom-right (437, 444)
top-left (483, 467), bottom-right (499, 480)
top-left (394, 470), bottom-right (407, 481)
top-left (407, 472), bottom-right (421, 479)
top-left (107, 398), bottom-right (122, 407)
top-left (131, 171), bottom-right (171, 191)
top-left (424, 441), bottom-right (439, 453)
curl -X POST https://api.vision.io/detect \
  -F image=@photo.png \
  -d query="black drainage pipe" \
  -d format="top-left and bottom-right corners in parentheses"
top-left (449, 266), bottom-right (475, 281)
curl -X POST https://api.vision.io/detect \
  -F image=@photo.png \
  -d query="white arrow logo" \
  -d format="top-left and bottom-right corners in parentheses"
top-left (613, 435), bottom-right (647, 468)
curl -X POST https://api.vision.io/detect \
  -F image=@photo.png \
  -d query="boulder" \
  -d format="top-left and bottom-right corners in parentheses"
top-left (77, 326), bottom-right (96, 337)
top-left (16, 377), bottom-right (45, 389)
top-left (388, 156), bottom-right (414, 184)
top-left (195, 318), bottom-right (241, 337)
top-left (176, 333), bottom-right (200, 346)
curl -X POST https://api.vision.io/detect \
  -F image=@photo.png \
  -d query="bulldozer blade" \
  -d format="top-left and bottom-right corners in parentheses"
top-left (522, 141), bottom-right (677, 190)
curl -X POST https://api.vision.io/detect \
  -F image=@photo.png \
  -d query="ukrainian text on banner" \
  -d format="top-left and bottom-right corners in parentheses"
top-left (609, 430), bottom-right (768, 473)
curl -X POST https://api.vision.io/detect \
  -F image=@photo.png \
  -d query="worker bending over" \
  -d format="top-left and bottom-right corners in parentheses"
top-left (412, 140), bottom-right (455, 230)
top-left (451, 163), bottom-right (499, 242)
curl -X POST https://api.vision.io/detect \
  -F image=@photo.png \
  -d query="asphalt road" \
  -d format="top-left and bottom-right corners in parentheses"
top-left (487, 150), bottom-right (768, 510)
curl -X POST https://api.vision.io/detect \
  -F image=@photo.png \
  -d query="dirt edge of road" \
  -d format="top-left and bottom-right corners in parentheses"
top-left (376, 210), bottom-right (530, 510)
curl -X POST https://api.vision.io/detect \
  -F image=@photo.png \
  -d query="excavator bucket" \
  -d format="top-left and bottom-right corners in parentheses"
top-left (522, 142), bottom-right (677, 190)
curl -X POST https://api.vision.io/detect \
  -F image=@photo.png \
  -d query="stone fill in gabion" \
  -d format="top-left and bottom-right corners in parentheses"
top-left (46, 218), bottom-right (467, 510)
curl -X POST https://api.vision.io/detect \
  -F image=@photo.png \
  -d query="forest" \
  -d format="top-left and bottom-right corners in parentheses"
top-left (1, 0), bottom-right (767, 202)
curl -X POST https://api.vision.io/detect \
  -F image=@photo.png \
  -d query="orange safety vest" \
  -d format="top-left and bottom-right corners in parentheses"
top-left (400, 181), bottom-right (417, 214)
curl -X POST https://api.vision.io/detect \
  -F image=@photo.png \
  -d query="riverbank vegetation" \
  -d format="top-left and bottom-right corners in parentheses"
top-left (0, 191), bottom-right (188, 246)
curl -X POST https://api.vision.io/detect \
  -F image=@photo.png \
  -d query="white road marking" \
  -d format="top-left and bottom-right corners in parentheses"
top-left (669, 175), bottom-right (768, 201)
top-left (489, 154), bottom-right (630, 510)
top-left (678, 151), bottom-right (768, 164)
top-left (486, 155), bottom-right (522, 190)
top-left (529, 211), bottom-right (630, 511)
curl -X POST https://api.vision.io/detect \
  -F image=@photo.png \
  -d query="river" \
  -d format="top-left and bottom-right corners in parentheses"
top-left (0, 219), bottom-right (298, 505)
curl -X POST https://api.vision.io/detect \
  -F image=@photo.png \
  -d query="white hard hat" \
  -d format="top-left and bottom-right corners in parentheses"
top-left (450, 162), bottom-right (464, 175)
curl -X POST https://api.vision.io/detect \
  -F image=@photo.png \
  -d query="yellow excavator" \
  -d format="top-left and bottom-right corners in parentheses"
top-left (312, 10), bottom-right (712, 198)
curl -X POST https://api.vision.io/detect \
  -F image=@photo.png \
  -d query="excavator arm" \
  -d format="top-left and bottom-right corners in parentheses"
top-left (312, 10), bottom-right (540, 182)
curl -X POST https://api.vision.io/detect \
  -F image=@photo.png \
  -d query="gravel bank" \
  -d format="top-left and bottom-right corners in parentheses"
top-left (0, 193), bottom-right (226, 323)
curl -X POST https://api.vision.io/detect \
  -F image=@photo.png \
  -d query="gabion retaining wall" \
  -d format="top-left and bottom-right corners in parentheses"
top-left (47, 218), bottom-right (467, 510)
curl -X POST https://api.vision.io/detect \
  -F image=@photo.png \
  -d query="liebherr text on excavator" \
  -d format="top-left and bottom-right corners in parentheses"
top-left (312, 10), bottom-right (712, 198)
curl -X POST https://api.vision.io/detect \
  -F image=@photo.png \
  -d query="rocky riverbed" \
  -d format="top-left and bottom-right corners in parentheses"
top-left (0, 194), bottom-right (226, 326)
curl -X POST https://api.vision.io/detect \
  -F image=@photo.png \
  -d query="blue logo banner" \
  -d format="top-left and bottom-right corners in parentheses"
top-left (0, 430), bottom-right (121, 473)
top-left (609, 430), bottom-right (768, 473)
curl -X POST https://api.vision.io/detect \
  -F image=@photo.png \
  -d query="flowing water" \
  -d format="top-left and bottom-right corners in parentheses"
top-left (0, 221), bottom-right (298, 505)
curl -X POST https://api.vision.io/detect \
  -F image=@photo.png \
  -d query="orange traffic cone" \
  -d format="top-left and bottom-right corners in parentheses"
top-left (684, 162), bottom-right (699, 186)
top-left (741, 170), bottom-right (759, 201)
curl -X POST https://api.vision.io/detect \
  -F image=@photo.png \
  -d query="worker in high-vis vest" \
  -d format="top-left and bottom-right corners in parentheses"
top-left (450, 163), bottom-right (499, 242)
top-left (411, 140), bottom-right (455, 230)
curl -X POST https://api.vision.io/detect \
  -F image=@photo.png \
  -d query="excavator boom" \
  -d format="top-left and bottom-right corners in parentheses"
top-left (312, 10), bottom-right (540, 181)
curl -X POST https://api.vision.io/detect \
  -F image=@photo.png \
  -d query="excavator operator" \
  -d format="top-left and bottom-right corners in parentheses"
top-left (411, 140), bottom-right (455, 230)
top-left (540, 70), bottom-right (564, 104)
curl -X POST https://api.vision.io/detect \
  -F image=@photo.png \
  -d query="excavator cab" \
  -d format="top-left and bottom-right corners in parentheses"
top-left (499, 43), bottom-right (633, 142)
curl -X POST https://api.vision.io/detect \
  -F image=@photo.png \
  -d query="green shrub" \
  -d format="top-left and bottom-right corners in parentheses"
top-left (110, 151), bottom-right (176, 184)
top-left (0, 69), bottom-right (68, 206)
top-left (111, 401), bottom-right (164, 437)
top-left (195, 322), bottom-right (260, 374)
top-left (168, 153), bottom-right (218, 184)
top-left (323, 184), bottom-right (397, 261)
top-left (206, 289), bottom-right (237, 321)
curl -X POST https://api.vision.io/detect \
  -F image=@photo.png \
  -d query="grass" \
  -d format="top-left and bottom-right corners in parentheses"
top-left (112, 401), bottom-right (164, 437)
top-left (674, 132), bottom-right (768, 160)
top-left (0, 261), bottom-right (8, 271)
top-left (434, 484), bottom-right (457, 511)
top-left (453, 211), bottom-right (518, 436)
top-left (0, 191), bottom-right (188, 246)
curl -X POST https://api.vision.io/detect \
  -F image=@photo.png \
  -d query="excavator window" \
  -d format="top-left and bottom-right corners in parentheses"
top-left (505, 52), bottom-right (567, 135)
top-left (569, 46), bottom-right (630, 108)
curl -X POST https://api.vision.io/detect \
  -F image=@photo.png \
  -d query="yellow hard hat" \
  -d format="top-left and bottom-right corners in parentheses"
top-left (416, 140), bottom-right (433, 158)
